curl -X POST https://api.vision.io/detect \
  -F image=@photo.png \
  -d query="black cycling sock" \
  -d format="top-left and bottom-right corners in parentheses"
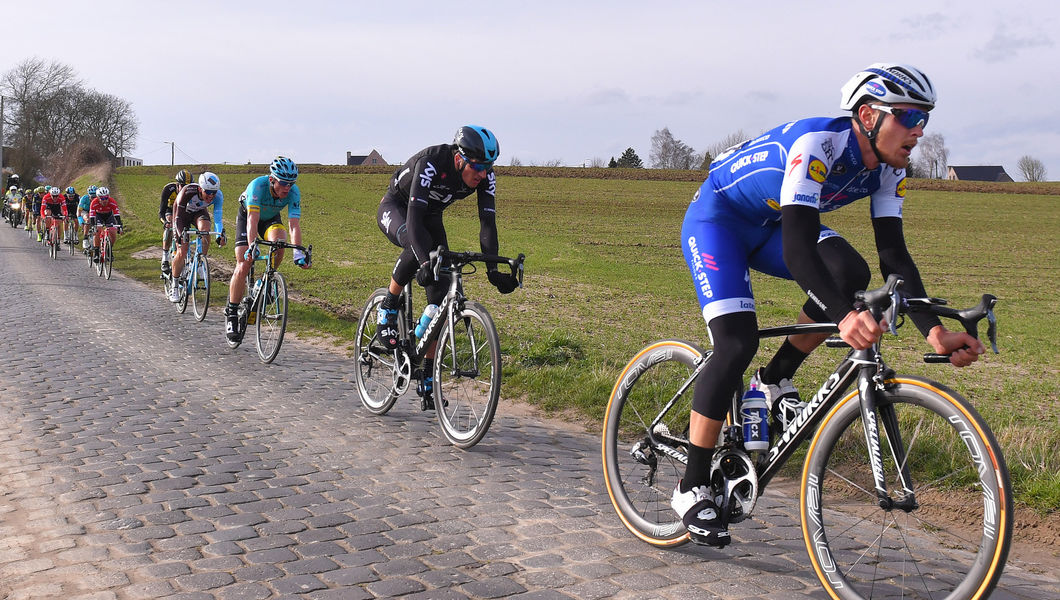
top-left (762, 339), bottom-right (809, 383)
top-left (382, 291), bottom-right (400, 309)
top-left (681, 444), bottom-right (715, 493)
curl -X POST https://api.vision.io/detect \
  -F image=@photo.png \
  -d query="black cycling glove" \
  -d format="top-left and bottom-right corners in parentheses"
top-left (487, 270), bottom-right (519, 294)
top-left (415, 261), bottom-right (434, 287)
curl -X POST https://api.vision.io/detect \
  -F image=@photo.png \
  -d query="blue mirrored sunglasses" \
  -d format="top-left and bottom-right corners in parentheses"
top-left (203, 190), bottom-right (217, 196)
top-left (461, 154), bottom-right (493, 172)
top-left (871, 104), bottom-right (929, 130)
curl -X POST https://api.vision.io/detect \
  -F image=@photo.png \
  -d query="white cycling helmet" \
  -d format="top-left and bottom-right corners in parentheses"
top-left (96, 186), bottom-right (110, 198)
top-left (49, 186), bottom-right (61, 196)
top-left (840, 63), bottom-right (936, 111)
top-left (198, 171), bottom-right (221, 192)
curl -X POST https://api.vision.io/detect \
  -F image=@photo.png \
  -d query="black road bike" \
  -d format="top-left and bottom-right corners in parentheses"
top-left (602, 275), bottom-right (1010, 600)
top-left (354, 248), bottom-right (524, 449)
top-left (225, 239), bottom-right (311, 364)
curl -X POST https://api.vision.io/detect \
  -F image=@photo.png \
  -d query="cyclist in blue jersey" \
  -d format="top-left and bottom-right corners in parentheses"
top-left (225, 157), bottom-right (309, 340)
top-left (78, 185), bottom-right (98, 251)
top-left (673, 63), bottom-right (986, 548)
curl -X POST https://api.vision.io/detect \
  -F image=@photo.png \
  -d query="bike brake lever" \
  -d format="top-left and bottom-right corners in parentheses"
top-left (886, 289), bottom-right (900, 336)
top-left (514, 253), bottom-right (525, 287)
top-left (986, 309), bottom-right (999, 354)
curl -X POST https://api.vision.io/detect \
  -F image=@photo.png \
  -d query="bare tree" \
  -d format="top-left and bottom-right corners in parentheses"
top-left (650, 127), bottom-right (697, 169)
top-left (913, 133), bottom-right (948, 178)
top-left (587, 157), bottom-right (606, 168)
top-left (904, 159), bottom-right (927, 179)
top-left (1, 58), bottom-right (137, 178)
top-left (1016, 155), bottom-right (1047, 182)
top-left (696, 129), bottom-right (750, 174)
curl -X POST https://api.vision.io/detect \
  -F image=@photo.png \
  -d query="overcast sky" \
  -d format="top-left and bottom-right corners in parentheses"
top-left (2, 0), bottom-right (1057, 179)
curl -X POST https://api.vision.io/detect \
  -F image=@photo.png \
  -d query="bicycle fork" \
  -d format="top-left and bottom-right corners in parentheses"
top-left (854, 347), bottom-right (917, 512)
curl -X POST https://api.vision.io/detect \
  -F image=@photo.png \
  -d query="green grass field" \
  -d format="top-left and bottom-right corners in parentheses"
top-left (97, 166), bottom-right (1060, 512)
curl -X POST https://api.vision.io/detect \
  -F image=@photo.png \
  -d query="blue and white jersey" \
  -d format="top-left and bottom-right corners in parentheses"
top-left (242, 175), bottom-right (301, 221)
top-left (692, 117), bottom-right (906, 225)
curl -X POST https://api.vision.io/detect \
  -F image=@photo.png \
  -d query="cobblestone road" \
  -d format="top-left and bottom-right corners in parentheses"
top-left (1, 223), bottom-right (1057, 599)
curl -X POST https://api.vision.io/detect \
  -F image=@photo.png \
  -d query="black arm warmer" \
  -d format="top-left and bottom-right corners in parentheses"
top-left (478, 191), bottom-right (499, 264)
top-left (872, 217), bottom-right (942, 336)
top-left (781, 205), bottom-right (853, 323)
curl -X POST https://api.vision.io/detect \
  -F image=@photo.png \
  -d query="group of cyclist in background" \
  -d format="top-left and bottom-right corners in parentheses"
top-left (3, 176), bottom-right (123, 261)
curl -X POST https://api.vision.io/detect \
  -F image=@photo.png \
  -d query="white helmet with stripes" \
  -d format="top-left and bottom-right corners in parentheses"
top-left (840, 63), bottom-right (936, 111)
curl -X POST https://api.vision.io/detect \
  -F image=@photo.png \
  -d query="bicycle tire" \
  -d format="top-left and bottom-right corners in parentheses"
top-left (434, 301), bottom-right (502, 449)
top-left (103, 237), bottom-right (114, 279)
top-left (175, 268), bottom-right (189, 313)
top-left (191, 255), bottom-right (210, 322)
top-left (602, 339), bottom-right (707, 547)
top-left (255, 271), bottom-right (288, 363)
top-left (353, 288), bottom-right (402, 415)
top-left (95, 238), bottom-right (105, 277)
top-left (801, 376), bottom-right (1012, 600)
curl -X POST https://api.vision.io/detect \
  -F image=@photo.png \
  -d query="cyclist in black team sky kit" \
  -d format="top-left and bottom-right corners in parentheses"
top-left (375, 125), bottom-right (520, 409)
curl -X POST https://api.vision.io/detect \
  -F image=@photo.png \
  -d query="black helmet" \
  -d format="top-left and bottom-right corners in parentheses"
top-left (454, 125), bottom-right (500, 164)
top-left (175, 169), bottom-right (192, 186)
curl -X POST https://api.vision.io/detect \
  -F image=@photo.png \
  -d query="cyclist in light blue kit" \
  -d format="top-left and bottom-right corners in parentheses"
top-left (225, 157), bottom-right (309, 340)
top-left (78, 185), bottom-right (98, 251)
top-left (674, 63), bottom-right (985, 547)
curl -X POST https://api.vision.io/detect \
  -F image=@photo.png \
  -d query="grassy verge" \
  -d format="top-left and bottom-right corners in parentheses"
top-left (107, 167), bottom-right (1059, 512)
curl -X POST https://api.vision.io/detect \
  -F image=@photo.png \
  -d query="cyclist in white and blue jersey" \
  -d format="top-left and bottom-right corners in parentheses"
top-left (225, 157), bottom-right (309, 340)
top-left (673, 63), bottom-right (986, 548)
top-left (167, 172), bottom-right (226, 303)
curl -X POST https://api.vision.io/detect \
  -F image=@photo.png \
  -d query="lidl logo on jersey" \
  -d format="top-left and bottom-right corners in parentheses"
top-left (806, 156), bottom-right (827, 183)
top-left (896, 177), bottom-right (907, 198)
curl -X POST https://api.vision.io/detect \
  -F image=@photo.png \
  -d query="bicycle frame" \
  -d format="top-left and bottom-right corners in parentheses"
top-left (397, 273), bottom-right (465, 369)
top-left (643, 323), bottom-right (926, 511)
top-left (242, 239), bottom-right (309, 317)
top-left (181, 230), bottom-right (211, 284)
top-left (396, 249), bottom-right (524, 371)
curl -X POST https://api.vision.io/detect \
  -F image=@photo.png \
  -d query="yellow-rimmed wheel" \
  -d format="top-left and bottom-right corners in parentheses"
top-left (801, 376), bottom-right (1012, 600)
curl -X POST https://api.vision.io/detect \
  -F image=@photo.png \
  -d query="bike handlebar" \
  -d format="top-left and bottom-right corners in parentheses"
top-left (251, 239), bottom-right (312, 265)
top-left (854, 273), bottom-right (999, 362)
top-left (428, 247), bottom-right (526, 288)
